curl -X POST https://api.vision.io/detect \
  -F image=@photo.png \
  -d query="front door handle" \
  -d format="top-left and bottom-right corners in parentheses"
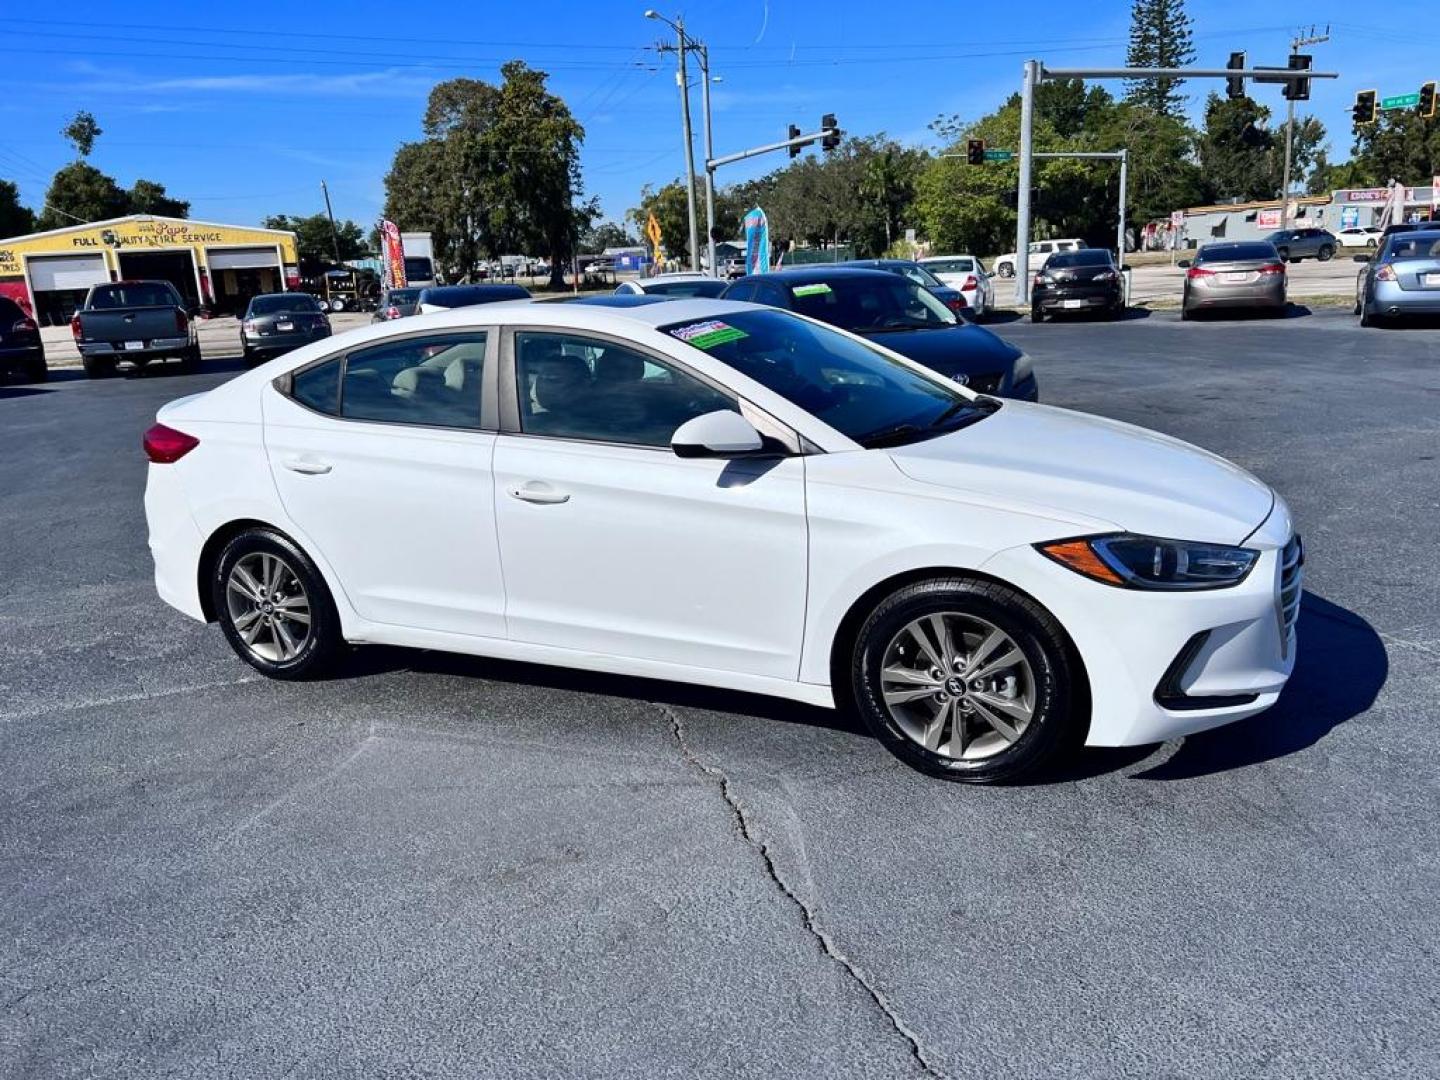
top-left (283, 457), bottom-right (332, 475)
top-left (508, 481), bottom-right (570, 505)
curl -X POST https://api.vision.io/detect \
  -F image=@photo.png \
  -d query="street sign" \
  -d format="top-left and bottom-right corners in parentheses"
top-left (1382, 92), bottom-right (1421, 110)
top-left (983, 149), bottom-right (1014, 162)
top-left (644, 212), bottom-right (662, 253)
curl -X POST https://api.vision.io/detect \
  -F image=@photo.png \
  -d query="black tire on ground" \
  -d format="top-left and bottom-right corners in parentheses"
top-left (997, 263), bottom-right (1014, 279)
top-left (1318, 245), bottom-right (1334, 262)
top-left (1359, 304), bottom-right (1382, 328)
top-left (850, 576), bottom-right (1081, 784)
top-left (1275, 248), bottom-right (1290, 262)
top-left (1030, 303), bottom-right (1044, 323)
top-left (81, 355), bottom-right (116, 379)
top-left (212, 527), bottom-right (345, 680)
top-left (1180, 304), bottom-right (1192, 321)
top-left (178, 344), bottom-right (201, 372)
top-left (1367, 239), bottom-right (1378, 249)
top-left (25, 353), bottom-right (48, 382)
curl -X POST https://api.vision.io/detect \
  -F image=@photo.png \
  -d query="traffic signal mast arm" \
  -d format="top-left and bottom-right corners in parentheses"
top-left (707, 123), bottom-right (839, 170)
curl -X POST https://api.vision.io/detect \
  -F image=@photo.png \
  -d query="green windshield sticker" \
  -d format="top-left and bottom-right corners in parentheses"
top-left (670, 320), bottom-right (749, 350)
top-left (792, 282), bottom-right (832, 296)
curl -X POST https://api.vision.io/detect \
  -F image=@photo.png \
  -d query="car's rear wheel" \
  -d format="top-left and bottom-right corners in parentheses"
top-left (213, 528), bottom-right (343, 679)
top-left (24, 353), bottom-right (48, 382)
top-left (81, 355), bottom-right (116, 379)
top-left (177, 344), bottom-right (201, 372)
top-left (1318, 244), bottom-right (1334, 262)
top-left (850, 577), bottom-right (1079, 784)
top-left (1275, 247), bottom-right (1290, 262)
top-left (996, 262), bottom-right (1014, 279)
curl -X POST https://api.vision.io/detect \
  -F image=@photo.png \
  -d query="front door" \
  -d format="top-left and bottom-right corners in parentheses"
top-left (264, 330), bottom-right (505, 637)
top-left (491, 329), bottom-right (809, 680)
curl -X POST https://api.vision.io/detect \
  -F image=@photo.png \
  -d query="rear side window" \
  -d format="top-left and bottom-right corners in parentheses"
top-left (340, 334), bottom-right (487, 429)
top-left (292, 358), bottom-right (341, 415)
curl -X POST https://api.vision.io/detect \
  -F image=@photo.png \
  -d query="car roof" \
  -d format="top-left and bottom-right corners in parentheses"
top-left (739, 266), bottom-right (901, 285)
top-left (839, 258), bottom-right (916, 268)
top-left (563, 294), bottom-right (674, 308)
top-left (397, 296), bottom-right (762, 332)
top-left (645, 272), bottom-right (712, 281)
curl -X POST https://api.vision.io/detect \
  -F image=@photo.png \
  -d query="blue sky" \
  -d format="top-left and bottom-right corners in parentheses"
top-left (0, 1), bottom-right (1424, 235)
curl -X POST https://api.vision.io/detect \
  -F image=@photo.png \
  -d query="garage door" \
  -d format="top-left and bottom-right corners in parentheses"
top-left (28, 254), bottom-right (108, 291)
top-left (207, 247), bottom-right (278, 271)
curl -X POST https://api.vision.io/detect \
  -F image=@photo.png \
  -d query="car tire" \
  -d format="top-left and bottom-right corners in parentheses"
top-left (1318, 244), bottom-right (1334, 262)
top-left (24, 353), bottom-right (48, 382)
top-left (1030, 302), bottom-right (1044, 323)
top-left (1275, 247), bottom-right (1290, 262)
top-left (850, 576), bottom-right (1080, 784)
top-left (212, 528), bottom-right (344, 680)
top-left (997, 262), bottom-right (1014, 279)
top-left (178, 344), bottom-right (201, 372)
top-left (1366, 239), bottom-right (1378, 249)
top-left (81, 355), bottom-right (116, 379)
top-left (1180, 304), bottom-right (1192, 321)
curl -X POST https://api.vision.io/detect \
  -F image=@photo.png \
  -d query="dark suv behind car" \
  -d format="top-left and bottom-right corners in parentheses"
top-left (1263, 228), bottom-right (1337, 263)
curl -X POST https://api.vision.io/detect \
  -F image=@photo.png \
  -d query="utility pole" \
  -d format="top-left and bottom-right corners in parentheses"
top-left (1014, 60), bottom-right (1039, 306)
top-left (697, 44), bottom-right (718, 277)
top-left (647, 10), bottom-right (701, 272)
top-left (1281, 27), bottom-right (1329, 228)
top-left (319, 180), bottom-right (342, 265)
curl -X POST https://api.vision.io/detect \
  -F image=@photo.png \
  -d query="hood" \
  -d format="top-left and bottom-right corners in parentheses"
top-left (865, 323), bottom-right (1020, 379)
top-left (887, 401), bottom-right (1274, 545)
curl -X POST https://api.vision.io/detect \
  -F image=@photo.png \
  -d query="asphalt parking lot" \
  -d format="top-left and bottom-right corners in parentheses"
top-left (3, 307), bottom-right (1437, 1079)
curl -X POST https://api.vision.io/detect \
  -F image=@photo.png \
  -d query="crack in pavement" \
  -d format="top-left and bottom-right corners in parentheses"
top-left (658, 702), bottom-right (948, 1080)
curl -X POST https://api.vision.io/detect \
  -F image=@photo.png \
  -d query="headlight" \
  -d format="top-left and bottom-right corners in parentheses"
top-left (1012, 351), bottom-right (1034, 383)
top-left (1036, 534), bottom-right (1258, 590)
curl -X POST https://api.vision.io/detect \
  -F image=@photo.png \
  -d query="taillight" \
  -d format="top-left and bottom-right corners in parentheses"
top-left (961, 275), bottom-right (978, 291)
top-left (143, 423), bottom-right (199, 464)
top-left (70, 313), bottom-right (83, 341)
top-left (1258, 263), bottom-right (1285, 276)
top-left (242, 319), bottom-right (258, 334)
top-left (174, 309), bottom-right (188, 335)
top-left (945, 297), bottom-right (964, 313)
top-left (385, 306), bottom-right (401, 319)
top-left (1375, 264), bottom-right (1397, 282)
top-left (10, 317), bottom-right (36, 333)
top-left (1186, 266), bottom-right (1215, 279)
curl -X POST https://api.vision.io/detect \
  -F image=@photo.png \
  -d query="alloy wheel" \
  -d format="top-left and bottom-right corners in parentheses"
top-left (225, 552), bottom-right (313, 663)
top-left (879, 612), bottom-right (1036, 761)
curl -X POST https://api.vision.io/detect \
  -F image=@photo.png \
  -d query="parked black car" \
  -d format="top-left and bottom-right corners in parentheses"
top-left (721, 267), bottom-right (1036, 399)
top-left (0, 296), bottom-right (46, 382)
top-left (241, 293), bottom-right (331, 366)
top-left (1030, 249), bottom-right (1124, 321)
top-left (839, 258), bottom-right (971, 316)
top-left (372, 287), bottom-right (423, 323)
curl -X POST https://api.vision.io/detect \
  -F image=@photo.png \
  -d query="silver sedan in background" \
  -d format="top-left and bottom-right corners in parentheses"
top-left (1355, 231), bottom-right (1440, 327)
top-left (1179, 242), bottom-right (1287, 319)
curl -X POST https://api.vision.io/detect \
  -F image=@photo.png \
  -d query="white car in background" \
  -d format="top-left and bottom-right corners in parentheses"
top-left (1336, 226), bottom-right (1383, 249)
top-left (143, 298), bottom-right (1300, 784)
top-left (990, 238), bottom-right (1087, 279)
top-left (920, 255), bottom-right (995, 318)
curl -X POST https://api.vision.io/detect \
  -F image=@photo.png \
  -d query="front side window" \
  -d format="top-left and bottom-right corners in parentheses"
top-left (338, 334), bottom-right (487, 428)
top-left (515, 331), bottom-right (734, 448)
top-left (662, 309), bottom-right (992, 449)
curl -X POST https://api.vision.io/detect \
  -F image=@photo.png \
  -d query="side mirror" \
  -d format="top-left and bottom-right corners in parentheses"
top-left (1176, 259), bottom-right (1191, 269)
top-left (671, 410), bottom-right (764, 459)
top-left (1352, 254), bottom-right (1371, 263)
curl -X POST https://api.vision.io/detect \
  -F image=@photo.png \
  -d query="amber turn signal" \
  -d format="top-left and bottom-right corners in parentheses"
top-left (1036, 539), bottom-right (1126, 585)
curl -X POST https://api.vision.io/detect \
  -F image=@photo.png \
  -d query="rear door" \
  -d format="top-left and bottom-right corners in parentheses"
top-left (264, 330), bottom-right (506, 637)
top-left (491, 327), bottom-right (808, 679)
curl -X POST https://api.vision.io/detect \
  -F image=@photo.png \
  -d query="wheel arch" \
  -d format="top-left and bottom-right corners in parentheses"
top-left (826, 565), bottom-right (1091, 740)
top-left (196, 517), bottom-right (340, 624)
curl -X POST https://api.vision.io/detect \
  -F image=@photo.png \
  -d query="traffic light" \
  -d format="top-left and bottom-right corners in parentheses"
top-left (1353, 89), bottom-right (1378, 125)
top-left (787, 124), bottom-right (802, 158)
top-left (1284, 53), bottom-right (1311, 101)
top-left (1420, 81), bottom-right (1437, 119)
top-left (820, 113), bottom-right (840, 151)
top-left (966, 138), bottom-right (985, 166)
top-left (1226, 51), bottom-right (1245, 100)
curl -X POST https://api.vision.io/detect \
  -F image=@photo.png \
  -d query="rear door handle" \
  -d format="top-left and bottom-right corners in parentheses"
top-left (283, 457), bottom-right (332, 475)
top-left (508, 481), bottom-right (570, 505)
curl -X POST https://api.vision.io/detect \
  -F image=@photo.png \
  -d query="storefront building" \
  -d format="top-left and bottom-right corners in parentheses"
top-left (0, 215), bottom-right (300, 324)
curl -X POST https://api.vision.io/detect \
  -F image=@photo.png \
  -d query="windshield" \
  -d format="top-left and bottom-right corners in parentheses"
top-left (250, 294), bottom-right (319, 315)
top-left (896, 264), bottom-right (946, 289)
top-left (1046, 249), bottom-right (1113, 268)
top-left (787, 277), bottom-right (957, 332)
top-left (644, 279), bottom-right (729, 298)
top-left (661, 308), bottom-right (993, 448)
top-left (89, 283), bottom-right (177, 309)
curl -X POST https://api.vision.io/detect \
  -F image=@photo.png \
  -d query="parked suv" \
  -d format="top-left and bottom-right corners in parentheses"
top-left (0, 295), bottom-right (46, 382)
top-left (1263, 228), bottom-right (1337, 263)
top-left (991, 238), bottom-right (1086, 279)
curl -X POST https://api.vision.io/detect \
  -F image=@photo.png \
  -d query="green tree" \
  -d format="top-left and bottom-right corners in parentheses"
top-left (129, 178), bottom-right (189, 218)
top-left (1124, 0), bottom-right (1194, 117)
top-left (61, 110), bottom-right (102, 157)
top-left (580, 221), bottom-right (635, 254)
top-left (263, 213), bottom-right (369, 266)
top-left (628, 180), bottom-right (698, 261)
top-left (35, 162), bottom-right (129, 230)
top-left (0, 179), bottom-right (35, 237)
top-left (1345, 110), bottom-right (1440, 188)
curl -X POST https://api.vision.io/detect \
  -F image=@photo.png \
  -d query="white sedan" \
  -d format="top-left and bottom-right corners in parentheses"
top-left (919, 255), bottom-right (994, 318)
top-left (144, 299), bottom-right (1300, 783)
top-left (1336, 226), bottom-right (1383, 249)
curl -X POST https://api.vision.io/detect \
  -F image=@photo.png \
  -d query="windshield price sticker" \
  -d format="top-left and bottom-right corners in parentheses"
top-left (669, 320), bottom-right (749, 350)
top-left (792, 283), bottom-right (833, 296)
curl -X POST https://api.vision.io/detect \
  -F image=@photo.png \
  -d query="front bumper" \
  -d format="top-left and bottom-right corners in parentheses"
top-left (981, 506), bottom-right (1299, 747)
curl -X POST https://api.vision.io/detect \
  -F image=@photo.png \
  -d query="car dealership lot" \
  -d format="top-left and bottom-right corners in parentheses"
top-left (3, 310), bottom-right (1437, 1078)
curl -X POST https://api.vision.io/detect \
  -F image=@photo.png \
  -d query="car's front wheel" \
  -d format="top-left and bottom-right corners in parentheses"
top-left (996, 262), bottom-right (1014, 279)
top-left (212, 528), bottom-right (343, 679)
top-left (1317, 244), bottom-right (1334, 262)
top-left (850, 577), bottom-right (1080, 783)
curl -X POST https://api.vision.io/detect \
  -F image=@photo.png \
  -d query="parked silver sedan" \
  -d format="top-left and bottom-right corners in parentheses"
top-left (1179, 242), bottom-right (1286, 319)
top-left (1355, 231), bottom-right (1440, 327)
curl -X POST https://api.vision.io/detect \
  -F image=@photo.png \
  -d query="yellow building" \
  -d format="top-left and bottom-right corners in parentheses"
top-left (0, 215), bottom-right (300, 324)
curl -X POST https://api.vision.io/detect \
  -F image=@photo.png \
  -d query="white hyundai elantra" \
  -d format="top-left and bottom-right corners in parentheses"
top-left (143, 296), bottom-right (1301, 783)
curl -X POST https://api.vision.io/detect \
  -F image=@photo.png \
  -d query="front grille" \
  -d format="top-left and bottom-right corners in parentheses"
top-left (1277, 534), bottom-right (1303, 658)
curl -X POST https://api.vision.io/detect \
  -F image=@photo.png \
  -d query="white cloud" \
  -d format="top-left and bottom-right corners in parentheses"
top-left (47, 67), bottom-right (436, 99)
